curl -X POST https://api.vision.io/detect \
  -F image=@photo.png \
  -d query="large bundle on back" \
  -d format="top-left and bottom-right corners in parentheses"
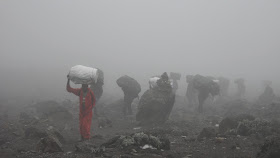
top-left (193, 75), bottom-right (213, 89)
top-left (96, 69), bottom-right (104, 84)
top-left (186, 75), bottom-right (194, 83)
top-left (116, 75), bottom-right (141, 97)
top-left (136, 89), bottom-right (175, 125)
top-left (170, 72), bottom-right (181, 80)
top-left (193, 74), bottom-right (220, 96)
top-left (68, 65), bottom-right (98, 84)
top-left (136, 73), bottom-right (175, 125)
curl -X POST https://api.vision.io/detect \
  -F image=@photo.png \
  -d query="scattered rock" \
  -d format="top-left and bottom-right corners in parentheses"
top-left (258, 103), bottom-right (280, 120)
top-left (257, 136), bottom-right (280, 158)
top-left (98, 117), bottom-right (112, 128)
top-left (133, 127), bottom-right (142, 130)
top-left (103, 152), bottom-right (113, 157)
top-left (102, 132), bottom-right (170, 150)
top-left (0, 148), bottom-right (17, 158)
top-left (92, 134), bottom-right (104, 140)
top-left (75, 141), bottom-right (96, 153)
top-left (237, 119), bottom-right (272, 137)
top-left (141, 144), bottom-right (156, 149)
top-left (215, 137), bottom-right (226, 143)
top-left (25, 127), bottom-right (47, 139)
top-left (75, 141), bottom-right (105, 156)
top-left (19, 112), bottom-right (38, 125)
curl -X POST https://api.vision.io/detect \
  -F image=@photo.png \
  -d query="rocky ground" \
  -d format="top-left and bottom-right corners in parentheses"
top-left (0, 95), bottom-right (280, 158)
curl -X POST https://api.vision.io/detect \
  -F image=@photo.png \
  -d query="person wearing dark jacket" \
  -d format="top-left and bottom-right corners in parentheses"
top-left (117, 75), bottom-right (141, 116)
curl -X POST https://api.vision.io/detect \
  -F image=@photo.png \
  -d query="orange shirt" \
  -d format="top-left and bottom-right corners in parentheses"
top-left (67, 84), bottom-right (96, 116)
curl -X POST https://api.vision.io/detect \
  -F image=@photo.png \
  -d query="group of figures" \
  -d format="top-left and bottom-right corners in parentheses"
top-left (116, 73), bottom-right (276, 125)
top-left (186, 75), bottom-right (246, 112)
top-left (87, 70), bottom-right (276, 122)
top-left (67, 68), bottom-right (277, 140)
top-left (116, 72), bottom-right (176, 125)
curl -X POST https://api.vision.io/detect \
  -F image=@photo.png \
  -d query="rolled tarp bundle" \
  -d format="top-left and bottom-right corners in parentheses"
top-left (68, 65), bottom-right (98, 84)
top-left (116, 75), bottom-right (141, 96)
top-left (170, 72), bottom-right (181, 80)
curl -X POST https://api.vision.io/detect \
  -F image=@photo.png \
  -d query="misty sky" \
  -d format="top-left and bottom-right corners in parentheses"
top-left (0, 1), bottom-right (280, 100)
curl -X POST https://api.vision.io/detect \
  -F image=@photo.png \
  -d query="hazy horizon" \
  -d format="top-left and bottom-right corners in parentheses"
top-left (1, 1), bottom-right (280, 101)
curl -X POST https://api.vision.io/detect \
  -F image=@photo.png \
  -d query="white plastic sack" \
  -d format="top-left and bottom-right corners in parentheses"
top-left (68, 65), bottom-right (98, 84)
top-left (149, 77), bottom-right (160, 89)
top-left (213, 79), bottom-right (220, 83)
top-left (149, 76), bottom-right (174, 89)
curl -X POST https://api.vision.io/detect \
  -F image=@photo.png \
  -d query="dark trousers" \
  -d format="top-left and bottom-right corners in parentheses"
top-left (123, 95), bottom-right (135, 116)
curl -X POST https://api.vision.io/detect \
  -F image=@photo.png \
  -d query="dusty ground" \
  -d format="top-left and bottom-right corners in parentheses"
top-left (0, 95), bottom-right (280, 158)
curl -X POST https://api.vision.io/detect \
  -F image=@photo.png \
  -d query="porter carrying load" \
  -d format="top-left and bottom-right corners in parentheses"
top-left (68, 65), bottom-right (99, 84)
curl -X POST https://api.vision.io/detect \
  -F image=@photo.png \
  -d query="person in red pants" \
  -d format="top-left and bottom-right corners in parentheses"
top-left (66, 77), bottom-right (96, 141)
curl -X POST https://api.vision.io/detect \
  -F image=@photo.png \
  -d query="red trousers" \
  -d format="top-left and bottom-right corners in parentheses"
top-left (79, 111), bottom-right (93, 139)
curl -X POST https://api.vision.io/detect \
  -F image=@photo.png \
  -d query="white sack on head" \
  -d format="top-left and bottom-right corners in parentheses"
top-left (149, 77), bottom-right (160, 89)
top-left (213, 80), bottom-right (219, 83)
top-left (68, 65), bottom-right (98, 84)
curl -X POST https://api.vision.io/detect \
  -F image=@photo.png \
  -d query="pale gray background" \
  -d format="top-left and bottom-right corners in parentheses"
top-left (0, 1), bottom-right (279, 101)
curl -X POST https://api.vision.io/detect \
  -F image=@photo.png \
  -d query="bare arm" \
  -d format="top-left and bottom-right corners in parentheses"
top-left (66, 77), bottom-right (80, 96)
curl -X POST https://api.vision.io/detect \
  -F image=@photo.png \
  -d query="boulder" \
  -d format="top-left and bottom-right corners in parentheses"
top-left (197, 127), bottom-right (216, 140)
top-left (46, 126), bottom-right (65, 144)
top-left (219, 117), bottom-right (238, 134)
top-left (36, 135), bottom-right (63, 153)
top-left (35, 126), bottom-right (65, 153)
top-left (219, 114), bottom-right (255, 134)
top-left (75, 141), bottom-right (105, 155)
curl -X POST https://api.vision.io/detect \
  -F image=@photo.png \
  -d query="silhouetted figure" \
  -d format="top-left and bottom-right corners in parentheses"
top-left (218, 77), bottom-right (230, 97)
top-left (234, 78), bottom-right (246, 99)
top-left (136, 72), bottom-right (175, 125)
top-left (258, 81), bottom-right (275, 105)
top-left (192, 75), bottom-right (220, 113)
top-left (170, 72), bottom-right (181, 94)
top-left (186, 75), bottom-right (198, 108)
top-left (117, 75), bottom-right (141, 116)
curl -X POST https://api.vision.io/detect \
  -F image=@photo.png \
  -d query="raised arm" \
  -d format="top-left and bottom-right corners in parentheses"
top-left (66, 77), bottom-right (81, 96)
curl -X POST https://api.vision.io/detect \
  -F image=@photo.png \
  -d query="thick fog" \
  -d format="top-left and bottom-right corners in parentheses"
top-left (0, 1), bottom-right (280, 101)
